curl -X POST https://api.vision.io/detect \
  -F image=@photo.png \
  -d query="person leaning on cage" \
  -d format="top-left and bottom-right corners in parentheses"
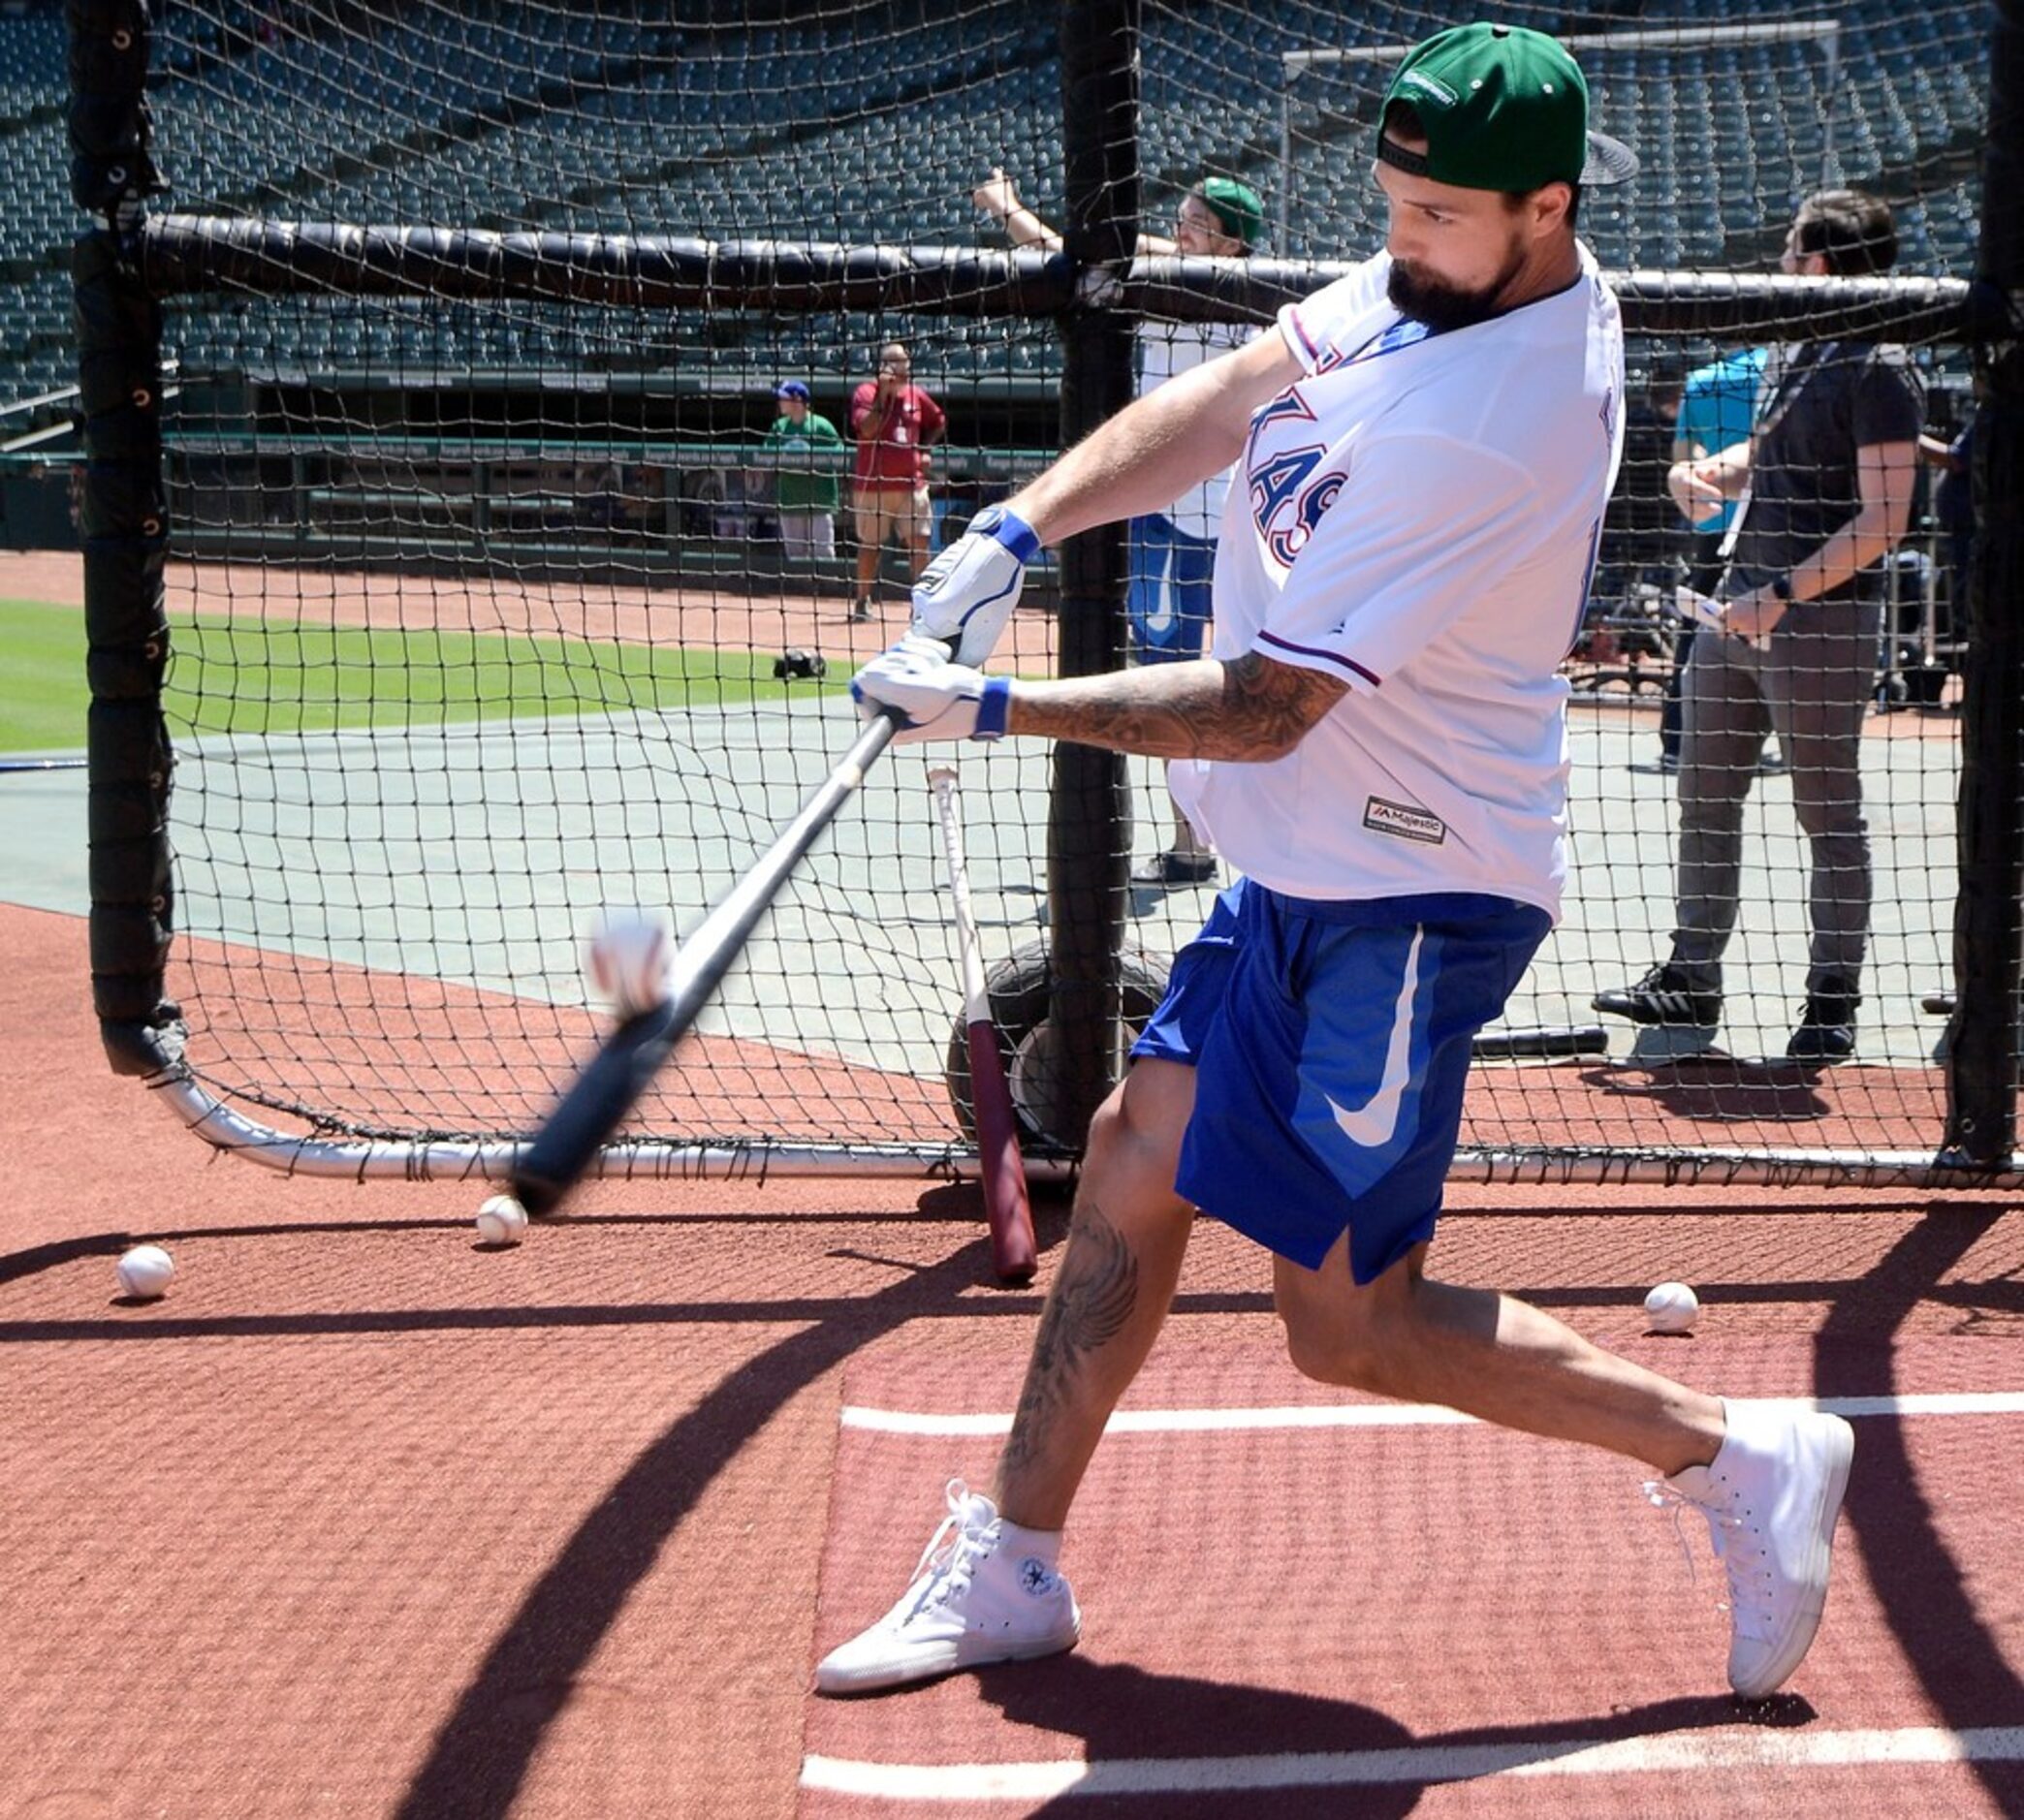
top-left (826, 22), bottom-right (1854, 1708)
top-left (849, 341), bottom-right (945, 622)
top-left (762, 380), bottom-right (844, 566)
top-left (1596, 188), bottom-right (1922, 1065)
top-left (973, 163), bottom-right (1265, 889)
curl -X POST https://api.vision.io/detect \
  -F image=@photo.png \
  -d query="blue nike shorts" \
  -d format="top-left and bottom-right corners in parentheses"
top-left (1130, 879), bottom-right (1551, 1283)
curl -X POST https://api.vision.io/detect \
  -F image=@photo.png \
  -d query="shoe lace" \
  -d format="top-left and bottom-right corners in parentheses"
top-left (1643, 1478), bottom-right (1773, 1638)
top-left (1797, 982), bottom-right (1858, 1024)
top-left (903, 1478), bottom-right (996, 1617)
top-left (1637, 963), bottom-right (1701, 1000)
top-left (1642, 1480), bottom-right (1703, 1588)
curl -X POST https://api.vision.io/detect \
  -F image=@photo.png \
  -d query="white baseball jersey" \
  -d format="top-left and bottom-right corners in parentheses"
top-left (1139, 319), bottom-right (1252, 536)
top-left (1167, 245), bottom-right (1625, 920)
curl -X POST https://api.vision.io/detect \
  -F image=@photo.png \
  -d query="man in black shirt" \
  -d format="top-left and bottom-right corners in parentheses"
top-left (1596, 189), bottom-right (1922, 1061)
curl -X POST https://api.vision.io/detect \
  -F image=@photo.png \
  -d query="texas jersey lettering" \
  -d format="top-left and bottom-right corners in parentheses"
top-left (1167, 246), bottom-right (1625, 917)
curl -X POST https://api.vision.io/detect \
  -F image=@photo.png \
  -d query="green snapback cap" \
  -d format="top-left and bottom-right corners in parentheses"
top-left (1377, 21), bottom-right (1637, 193)
top-left (1197, 176), bottom-right (1264, 248)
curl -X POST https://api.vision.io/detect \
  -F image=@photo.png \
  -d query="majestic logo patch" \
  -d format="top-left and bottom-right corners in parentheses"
top-left (1364, 798), bottom-right (1447, 844)
top-left (1400, 69), bottom-right (1459, 107)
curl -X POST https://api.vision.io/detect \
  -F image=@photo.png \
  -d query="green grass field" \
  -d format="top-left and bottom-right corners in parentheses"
top-left (0, 598), bottom-right (811, 751)
top-left (0, 600), bottom-right (95, 751)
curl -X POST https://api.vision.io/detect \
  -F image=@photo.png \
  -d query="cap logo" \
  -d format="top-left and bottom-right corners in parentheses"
top-left (1400, 69), bottom-right (1459, 107)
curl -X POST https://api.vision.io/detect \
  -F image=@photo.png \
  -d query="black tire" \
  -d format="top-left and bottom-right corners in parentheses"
top-left (944, 939), bottom-right (1171, 1153)
top-left (1903, 662), bottom-right (1950, 707)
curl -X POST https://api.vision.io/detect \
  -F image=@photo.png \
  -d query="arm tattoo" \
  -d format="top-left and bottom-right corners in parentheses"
top-left (1001, 1201), bottom-right (1139, 1475)
top-left (1009, 651), bottom-right (1348, 761)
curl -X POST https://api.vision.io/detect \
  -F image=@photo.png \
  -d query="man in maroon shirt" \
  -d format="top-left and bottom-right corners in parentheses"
top-left (849, 341), bottom-right (945, 620)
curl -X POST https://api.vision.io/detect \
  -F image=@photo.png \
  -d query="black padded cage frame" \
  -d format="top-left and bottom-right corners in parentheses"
top-left (69, 0), bottom-right (2024, 1187)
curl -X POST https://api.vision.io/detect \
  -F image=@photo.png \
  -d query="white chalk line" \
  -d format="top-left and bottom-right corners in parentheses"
top-left (840, 1390), bottom-right (2024, 1437)
top-left (818, 1396), bottom-right (2024, 1801)
top-left (801, 1727), bottom-right (2024, 1802)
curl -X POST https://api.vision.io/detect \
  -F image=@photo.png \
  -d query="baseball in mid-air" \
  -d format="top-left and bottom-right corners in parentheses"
top-left (115, 1243), bottom-right (175, 1300)
top-left (1644, 1280), bottom-right (1700, 1334)
top-left (475, 1193), bottom-right (529, 1246)
top-left (585, 907), bottom-right (675, 1020)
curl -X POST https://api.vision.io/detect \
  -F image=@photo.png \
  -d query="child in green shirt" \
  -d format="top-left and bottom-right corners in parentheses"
top-left (764, 380), bottom-right (843, 562)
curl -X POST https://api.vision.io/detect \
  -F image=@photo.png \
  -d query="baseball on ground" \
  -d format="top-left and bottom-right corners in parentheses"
top-left (475, 1193), bottom-right (529, 1246)
top-left (115, 1243), bottom-right (175, 1300)
top-left (1643, 1280), bottom-right (1700, 1334)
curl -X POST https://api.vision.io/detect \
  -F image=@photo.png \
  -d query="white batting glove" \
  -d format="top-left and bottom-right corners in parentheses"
top-left (850, 634), bottom-right (1013, 745)
top-left (908, 505), bottom-right (1040, 668)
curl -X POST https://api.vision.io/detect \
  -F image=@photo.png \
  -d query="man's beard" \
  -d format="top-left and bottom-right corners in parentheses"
top-left (1386, 249), bottom-right (1525, 333)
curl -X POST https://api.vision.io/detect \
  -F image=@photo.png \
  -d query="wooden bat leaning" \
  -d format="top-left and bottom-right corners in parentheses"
top-left (928, 765), bottom-right (1038, 1284)
top-left (510, 711), bottom-right (899, 1217)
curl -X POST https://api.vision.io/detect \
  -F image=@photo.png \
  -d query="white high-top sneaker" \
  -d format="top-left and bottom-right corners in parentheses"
top-left (815, 1480), bottom-right (1081, 1694)
top-left (1651, 1399), bottom-right (1855, 1698)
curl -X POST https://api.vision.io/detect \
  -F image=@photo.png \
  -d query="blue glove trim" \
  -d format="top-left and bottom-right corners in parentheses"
top-left (972, 676), bottom-right (1013, 740)
top-left (976, 505), bottom-right (1041, 565)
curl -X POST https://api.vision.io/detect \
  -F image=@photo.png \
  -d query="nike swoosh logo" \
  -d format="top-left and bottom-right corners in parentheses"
top-left (1326, 927), bottom-right (1424, 1148)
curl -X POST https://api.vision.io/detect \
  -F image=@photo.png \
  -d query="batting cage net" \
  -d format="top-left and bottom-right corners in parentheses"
top-left (64, 0), bottom-right (2019, 1184)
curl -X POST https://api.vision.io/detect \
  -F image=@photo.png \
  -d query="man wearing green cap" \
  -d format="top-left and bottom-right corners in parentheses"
top-left (974, 165), bottom-right (1265, 886)
top-left (827, 24), bottom-right (1851, 1710)
top-left (972, 166), bottom-right (1263, 264)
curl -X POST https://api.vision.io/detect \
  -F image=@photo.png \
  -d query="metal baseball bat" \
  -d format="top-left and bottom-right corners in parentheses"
top-left (929, 765), bottom-right (1037, 1284)
top-left (511, 711), bottom-right (898, 1216)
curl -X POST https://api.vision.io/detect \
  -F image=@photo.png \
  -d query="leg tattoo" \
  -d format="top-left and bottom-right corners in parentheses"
top-left (1002, 1201), bottom-right (1139, 1477)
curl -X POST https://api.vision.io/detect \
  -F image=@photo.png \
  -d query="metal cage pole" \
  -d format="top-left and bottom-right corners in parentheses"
top-left (1047, 0), bottom-right (1140, 1152)
top-left (69, 0), bottom-right (181, 1083)
top-left (1942, 0), bottom-right (2024, 1168)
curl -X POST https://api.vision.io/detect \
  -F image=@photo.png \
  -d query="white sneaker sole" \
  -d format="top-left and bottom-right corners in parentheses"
top-left (1730, 1415), bottom-right (1855, 1699)
top-left (815, 1616), bottom-right (1081, 1696)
